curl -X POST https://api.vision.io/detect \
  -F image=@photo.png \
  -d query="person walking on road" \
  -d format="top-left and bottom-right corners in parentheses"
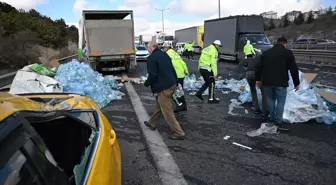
top-left (163, 42), bottom-right (189, 112)
top-left (244, 40), bottom-right (256, 58)
top-left (256, 37), bottom-right (300, 130)
top-left (245, 54), bottom-right (268, 120)
top-left (144, 41), bottom-right (186, 140)
top-left (195, 40), bottom-right (221, 104)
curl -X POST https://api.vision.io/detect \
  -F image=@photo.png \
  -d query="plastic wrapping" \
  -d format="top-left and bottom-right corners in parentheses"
top-left (10, 65), bottom-right (62, 94)
top-left (55, 60), bottom-right (123, 108)
top-left (247, 123), bottom-right (278, 137)
top-left (233, 71), bottom-right (336, 124)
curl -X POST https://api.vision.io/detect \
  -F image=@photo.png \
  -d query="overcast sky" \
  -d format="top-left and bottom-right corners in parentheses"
top-left (2, 0), bottom-right (335, 35)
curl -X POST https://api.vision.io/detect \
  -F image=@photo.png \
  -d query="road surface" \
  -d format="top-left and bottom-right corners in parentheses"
top-left (102, 57), bottom-right (336, 185)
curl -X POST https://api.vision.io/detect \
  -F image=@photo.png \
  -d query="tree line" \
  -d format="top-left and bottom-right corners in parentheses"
top-left (265, 6), bottom-right (336, 31)
top-left (0, 2), bottom-right (78, 69)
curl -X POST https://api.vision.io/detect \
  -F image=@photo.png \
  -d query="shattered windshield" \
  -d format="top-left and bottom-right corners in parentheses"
top-left (136, 46), bottom-right (147, 51)
top-left (163, 36), bottom-right (174, 41)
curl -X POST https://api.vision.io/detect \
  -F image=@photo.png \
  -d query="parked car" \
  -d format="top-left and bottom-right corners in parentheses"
top-left (293, 38), bottom-right (318, 44)
top-left (136, 45), bottom-right (149, 61)
top-left (317, 39), bottom-right (336, 44)
top-left (0, 92), bottom-right (121, 185)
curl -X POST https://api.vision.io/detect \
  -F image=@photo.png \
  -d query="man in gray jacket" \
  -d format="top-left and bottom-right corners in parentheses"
top-left (245, 55), bottom-right (268, 120)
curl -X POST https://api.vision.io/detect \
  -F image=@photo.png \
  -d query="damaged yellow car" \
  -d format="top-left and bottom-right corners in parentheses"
top-left (0, 92), bottom-right (121, 185)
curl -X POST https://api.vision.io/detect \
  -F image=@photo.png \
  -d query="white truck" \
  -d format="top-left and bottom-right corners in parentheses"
top-left (152, 31), bottom-right (174, 46)
top-left (78, 10), bottom-right (136, 72)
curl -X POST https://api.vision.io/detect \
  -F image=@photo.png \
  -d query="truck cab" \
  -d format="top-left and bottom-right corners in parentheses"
top-left (237, 33), bottom-right (273, 60)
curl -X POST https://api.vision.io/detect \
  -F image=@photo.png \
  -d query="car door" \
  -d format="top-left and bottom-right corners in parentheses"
top-left (0, 116), bottom-right (71, 185)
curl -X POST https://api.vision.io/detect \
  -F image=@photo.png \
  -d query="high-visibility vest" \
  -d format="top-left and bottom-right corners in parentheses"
top-left (198, 44), bottom-right (218, 76)
top-left (244, 43), bottom-right (256, 56)
top-left (167, 49), bottom-right (189, 78)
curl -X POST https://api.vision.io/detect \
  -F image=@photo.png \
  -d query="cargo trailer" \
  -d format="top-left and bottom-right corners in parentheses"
top-left (175, 26), bottom-right (204, 54)
top-left (79, 10), bottom-right (136, 72)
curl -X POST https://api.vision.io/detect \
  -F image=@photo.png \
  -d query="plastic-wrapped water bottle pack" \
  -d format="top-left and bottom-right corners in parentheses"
top-left (55, 60), bottom-right (123, 108)
top-left (237, 71), bottom-right (335, 124)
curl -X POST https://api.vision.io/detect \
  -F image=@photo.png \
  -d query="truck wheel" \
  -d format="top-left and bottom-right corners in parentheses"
top-left (125, 59), bottom-right (130, 73)
top-left (90, 62), bottom-right (97, 71)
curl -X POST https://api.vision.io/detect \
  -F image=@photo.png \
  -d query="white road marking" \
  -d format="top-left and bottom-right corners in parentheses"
top-left (123, 74), bottom-right (188, 185)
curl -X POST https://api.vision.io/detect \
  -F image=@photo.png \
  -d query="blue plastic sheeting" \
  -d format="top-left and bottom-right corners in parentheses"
top-left (55, 60), bottom-right (123, 108)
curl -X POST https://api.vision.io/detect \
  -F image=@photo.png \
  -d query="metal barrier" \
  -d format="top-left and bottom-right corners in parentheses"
top-left (0, 54), bottom-right (78, 89)
top-left (292, 49), bottom-right (336, 58)
top-left (289, 44), bottom-right (336, 50)
top-left (0, 71), bottom-right (17, 89)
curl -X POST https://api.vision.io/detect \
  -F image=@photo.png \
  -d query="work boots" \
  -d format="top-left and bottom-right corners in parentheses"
top-left (208, 98), bottom-right (220, 104)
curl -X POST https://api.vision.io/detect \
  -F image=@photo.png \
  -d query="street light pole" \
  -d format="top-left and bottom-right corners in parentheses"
top-left (218, 0), bottom-right (221, 18)
top-left (155, 8), bottom-right (169, 33)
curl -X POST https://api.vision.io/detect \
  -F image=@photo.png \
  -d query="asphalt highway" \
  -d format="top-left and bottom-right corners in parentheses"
top-left (102, 57), bottom-right (336, 185)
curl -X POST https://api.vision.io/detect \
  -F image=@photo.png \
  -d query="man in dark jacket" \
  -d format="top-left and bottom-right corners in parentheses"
top-left (144, 41), bottom-right (185, 140)
top-left (256, 37), bottom-right (300, 130)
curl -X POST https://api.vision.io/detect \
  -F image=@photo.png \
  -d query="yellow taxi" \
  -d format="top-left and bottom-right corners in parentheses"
top-left (0, 92), bottom-right (121, 185)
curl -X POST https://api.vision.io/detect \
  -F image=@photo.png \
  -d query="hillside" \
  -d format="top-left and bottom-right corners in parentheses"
top-left (0, 2), bottom-right (78, 71)
top-left (265, 12), bottom-right (336, 42)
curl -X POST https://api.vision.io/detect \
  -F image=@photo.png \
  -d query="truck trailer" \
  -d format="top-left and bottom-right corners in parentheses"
top-left (139, 34), bottom-right (152, 45)
top-left (175, 26), bottom-right (204, 54)
top-left (203, 15), bottom-right (273, 62)
top-left (78, 10), bottom-right (136, 72)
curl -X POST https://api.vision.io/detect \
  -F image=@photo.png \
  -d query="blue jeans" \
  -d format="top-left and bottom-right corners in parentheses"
top-left (264, 87), bottom-right (287, 124)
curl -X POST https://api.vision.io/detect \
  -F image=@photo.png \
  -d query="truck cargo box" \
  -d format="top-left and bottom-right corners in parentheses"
top-left (175, 27), bottom-right (198, 44)
top-left (204, 16), bottom-right (265, 56)
top-left (83, 10), bottom-right (135, 57)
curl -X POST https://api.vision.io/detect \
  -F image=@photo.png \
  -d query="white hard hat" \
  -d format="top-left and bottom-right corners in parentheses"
top-left (157, 39), bottom-right (164, 44)
top-left (213, 40), bottom-right (222, 46)
top-left (246, 40), bottom-right (250, 44)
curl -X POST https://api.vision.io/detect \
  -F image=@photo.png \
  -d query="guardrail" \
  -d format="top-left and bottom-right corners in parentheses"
top-left (288, 44), bottom-right (336, 50)
top-left (0, 71), bottom-right (17, 89)
top-left (0, 54), bottom-right (78, 89)
top-left (292, 49), bottom-right (336, 65)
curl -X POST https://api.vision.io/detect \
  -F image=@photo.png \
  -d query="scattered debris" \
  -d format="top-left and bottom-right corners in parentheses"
top-left (228, 99), bottom-right (244, 116)
top-left (222, 91), bottom-right (230, 94)
top-left (232, 142), bottom-right (252, 150)
top-left (223, 135), bottom-right (231, 140)
top-left (237, 71), bottom-right (336, 124)
top-left (247, 123), bottom-right (278, 137)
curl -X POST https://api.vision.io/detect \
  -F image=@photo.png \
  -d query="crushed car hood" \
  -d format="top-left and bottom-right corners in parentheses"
top-left (0, 92), bottom-right (100, 122)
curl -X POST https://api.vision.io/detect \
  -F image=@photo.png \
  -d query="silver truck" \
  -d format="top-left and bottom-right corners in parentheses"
top-left (204, 15), bottom-right (273, 63)
top-left (79, 10), bottom-right (136, 72)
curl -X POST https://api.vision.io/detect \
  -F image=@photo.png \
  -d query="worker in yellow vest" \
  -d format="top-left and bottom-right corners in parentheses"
top-left (163, 42), bottom-right (189, 112)
top-left (195, 40), bottom-right (221, 104)
top-left (183, 41), bottom-right (195, 59)
top-left (244, 40), bottom-right (256, 58)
